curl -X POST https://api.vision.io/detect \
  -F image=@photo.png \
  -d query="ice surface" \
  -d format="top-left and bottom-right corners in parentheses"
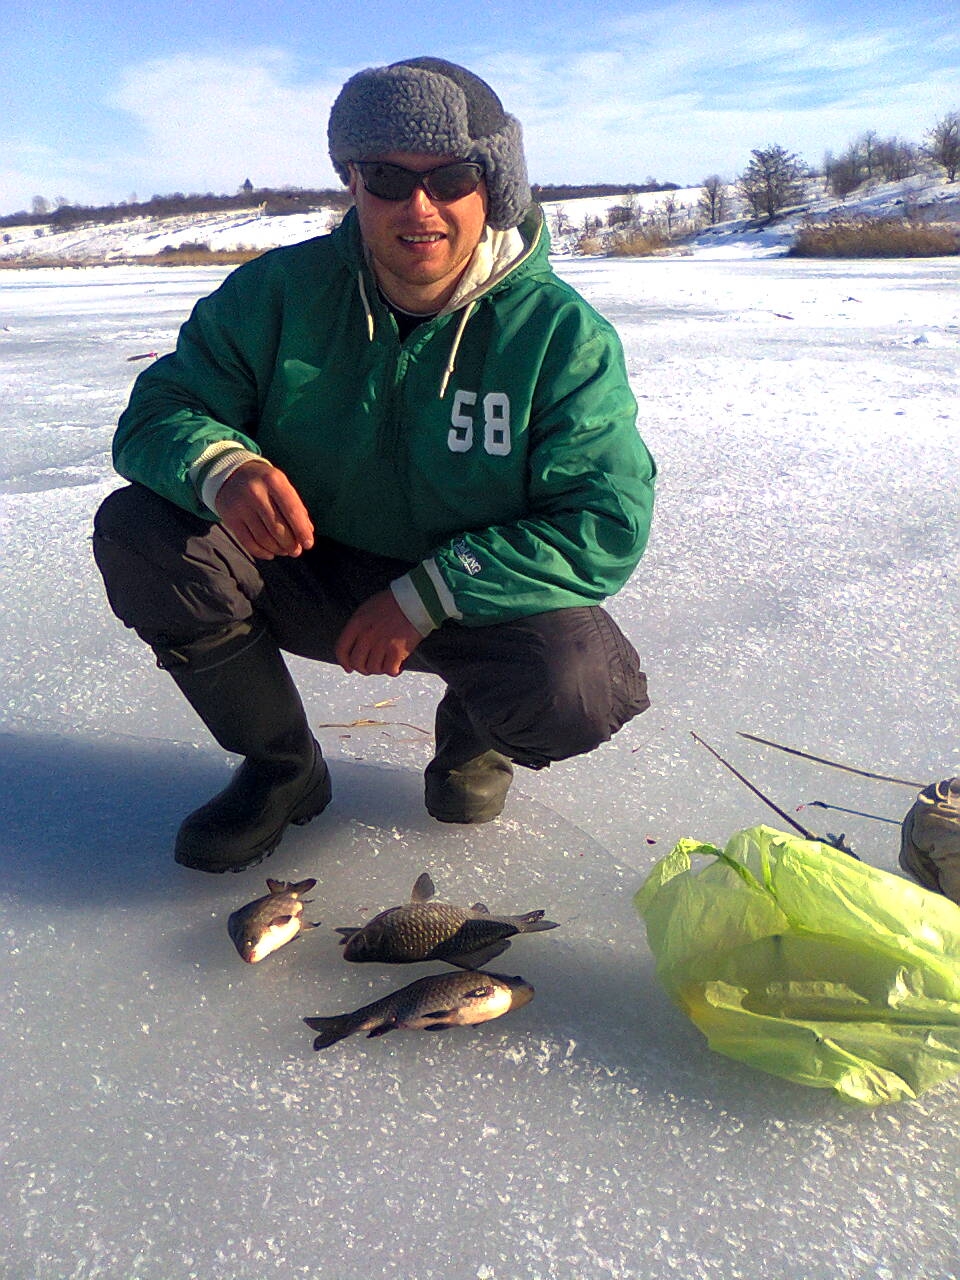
top-left (1, 250), bottom-right (959, 1279)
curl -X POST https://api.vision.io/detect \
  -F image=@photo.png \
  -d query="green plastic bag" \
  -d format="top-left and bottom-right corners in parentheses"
top-left (634, 825), bottom-right (960, 1104)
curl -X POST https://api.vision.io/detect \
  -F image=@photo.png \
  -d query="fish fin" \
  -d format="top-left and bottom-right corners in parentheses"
top-left (291, 878), bottom-right (318, 894)
top-left (366, 1019), bottom-right (400, 1038)
top-left (270, 914), bottom-right (296, 928)
top-left (516, 911), bottom-right (560, 933)
top-left (302, 920), bottom-right (322, 930)
top-left (470, 902), bottom-right (491, 914)
top-left (265, 878), bottom-right (289, 893)
top-left (448, 940), bottom-right (511, 969)
top-left (411, 871), bottom-right (436, 902)
top-left (335, 927), bottom-right (360, 944)
top-left (303, 1015), bottom-right (354, 1050)
top-left (422, 1007), bottom-right (459, 1022)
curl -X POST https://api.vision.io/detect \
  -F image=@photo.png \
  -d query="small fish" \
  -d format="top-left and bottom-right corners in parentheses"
top-left (303, 970), bottom-right (535, 1049)
top-left (227, 877), bottom-right (319, 963)
top-left (336, 872), bottom-right (559, 968)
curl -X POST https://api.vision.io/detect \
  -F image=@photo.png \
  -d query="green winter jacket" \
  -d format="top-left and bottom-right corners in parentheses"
top-left (113, 206), bottom-right (655, 630)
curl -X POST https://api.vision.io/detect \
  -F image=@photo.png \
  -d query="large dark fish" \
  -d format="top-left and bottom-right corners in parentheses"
top-left (335, 871), bottom-right (559, 968)
top-left (303, 970), bottom-right (535, 1049)
top-left (227, 878), bottom-right (319, 963)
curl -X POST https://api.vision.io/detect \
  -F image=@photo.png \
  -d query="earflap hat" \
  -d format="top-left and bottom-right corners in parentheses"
top-left (328, 55), bottom-right (532, 230)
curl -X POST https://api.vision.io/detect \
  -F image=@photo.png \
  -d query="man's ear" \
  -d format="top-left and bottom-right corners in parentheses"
top-left (347, 164), bottom-right (359, 198)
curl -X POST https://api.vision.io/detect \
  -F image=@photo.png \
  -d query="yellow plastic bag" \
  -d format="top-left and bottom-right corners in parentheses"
top-left (634, 825), bottom-right (960, 1104)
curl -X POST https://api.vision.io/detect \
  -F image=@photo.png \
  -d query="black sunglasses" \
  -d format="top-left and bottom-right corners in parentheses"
top-left (354, 160), bottom-right (485, 203)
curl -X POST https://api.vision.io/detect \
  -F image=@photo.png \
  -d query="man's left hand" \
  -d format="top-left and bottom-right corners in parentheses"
top-left (335, 590), bottom-right (423, 677)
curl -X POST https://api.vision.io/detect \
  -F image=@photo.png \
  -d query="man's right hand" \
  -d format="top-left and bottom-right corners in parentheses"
top-left (214, 459), bottom-right (315, 559)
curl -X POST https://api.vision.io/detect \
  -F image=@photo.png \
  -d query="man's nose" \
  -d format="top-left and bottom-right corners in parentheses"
top-left (405, 184), bottom-right (439, 215)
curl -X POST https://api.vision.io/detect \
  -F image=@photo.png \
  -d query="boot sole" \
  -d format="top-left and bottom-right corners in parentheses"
top-left (426, 799), bottom-right (507, 824)
top-left (175, 761), bottom-right (332, 874)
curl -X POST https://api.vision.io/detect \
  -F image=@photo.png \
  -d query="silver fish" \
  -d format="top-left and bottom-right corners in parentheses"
top-left (227, 877), bottom-right (319, 963)
top-left (303, 970), bottom-right (535, 1049)
top-left (336, 872), bottom-right (560, 968)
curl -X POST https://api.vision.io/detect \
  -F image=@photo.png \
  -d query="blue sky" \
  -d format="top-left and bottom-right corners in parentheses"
top-left (1, 0), bottom-right (958, 214)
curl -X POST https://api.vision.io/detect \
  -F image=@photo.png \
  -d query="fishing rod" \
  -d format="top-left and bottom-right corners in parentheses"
top-left (691, 733), bottom-right (858, 855)
top-left (738, 731), bottom-right (924, 787)
top-left (801, 800), bottom-right (899, 825)
top-left (691, 732), bottom-right (816, 839)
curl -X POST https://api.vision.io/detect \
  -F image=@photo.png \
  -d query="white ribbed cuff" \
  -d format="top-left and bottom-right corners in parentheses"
top-left (188, 442), bottom-right (265, 513)
top-left (390, 575), bottom-right (437, 638)
top-left (391, 558), bottom-right (462, 636)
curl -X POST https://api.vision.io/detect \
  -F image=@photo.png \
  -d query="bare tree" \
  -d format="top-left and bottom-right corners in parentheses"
top-left (824, 148), bottom-right (862, 198)
top-left (825, 129), bottom-right (921, 195)
top-left (661, 193), bottom-right (681, 235)
top-left (698, 174), bottom-right (729, 225)
top-left (551, 207), bottom-right (572, 237)
top-left (31, 195), bottom-right (50, 217)
top-left (876, 137), bottom-right (920, 183)
top-left (606, 204), bottom-right (634, 228)
top-left (925, 110), bottom-right (960, 182)
top-left (737, 145), bottom-right (806, 219)
top-left (857, 130), bottom-right (880, 180)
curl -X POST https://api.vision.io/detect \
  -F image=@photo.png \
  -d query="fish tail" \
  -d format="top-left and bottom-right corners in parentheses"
top-left (303, 1014), bottom-right (357, 1050)
top-left (303, 990), bottom-right (394, 1048)
top-left (516, 910), bottom-right (560, 933)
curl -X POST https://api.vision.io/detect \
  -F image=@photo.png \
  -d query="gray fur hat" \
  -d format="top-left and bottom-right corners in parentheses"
top-left (328, 56), bottom-right (531, 230)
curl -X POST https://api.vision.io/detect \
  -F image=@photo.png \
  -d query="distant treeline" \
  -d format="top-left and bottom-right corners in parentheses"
top-left (531, 181), bottom-right (679, 202)
top-left (2, 180), bottom-right (680, 229)
top-left (0, 187), bottom-right (354, 230)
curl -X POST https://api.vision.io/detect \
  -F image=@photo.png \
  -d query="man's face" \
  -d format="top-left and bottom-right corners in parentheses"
top-left (349, 151), bottom-right (489, 312)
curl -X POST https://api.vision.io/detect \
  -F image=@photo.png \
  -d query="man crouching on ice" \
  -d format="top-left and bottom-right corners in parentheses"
top-left (92, 56), bottom-right (656, 873)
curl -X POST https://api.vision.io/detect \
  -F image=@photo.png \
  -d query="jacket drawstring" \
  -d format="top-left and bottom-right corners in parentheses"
top-left (357, 272), bottom-right (375, 342)
top-left (357, 270), bottom-right (476, 399)
top-left (438, 301), bottom-right (476, 400)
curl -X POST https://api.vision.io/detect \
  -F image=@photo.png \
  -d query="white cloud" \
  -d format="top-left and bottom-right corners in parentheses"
top-left (108, 50), bottom-right (344, 196)
top-left (478, 2), bottom-right (960, 183)
top-left (0, 50), bottom-right (347, 213)
top-left (1, 7), bottom-right (957, 214)
top-left (0, 140), bottom-right (124, 213)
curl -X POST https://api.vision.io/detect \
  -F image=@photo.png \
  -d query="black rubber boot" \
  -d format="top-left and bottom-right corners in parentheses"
top-left (155, 623), bottom-right (332, 873)
top-left (424, 690), bottom-right (514, 824)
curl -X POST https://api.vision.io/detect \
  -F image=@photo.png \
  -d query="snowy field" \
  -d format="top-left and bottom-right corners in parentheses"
top-left (1, 249), bottom-right (959, 1279)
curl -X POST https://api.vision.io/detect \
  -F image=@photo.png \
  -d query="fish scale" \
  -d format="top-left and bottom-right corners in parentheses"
top-left (336, 871), bottom-right (560, 967)
top-left (303, 970), bottom-right (536, 1049)
top-left (361, 903), bottom-right (524, 961)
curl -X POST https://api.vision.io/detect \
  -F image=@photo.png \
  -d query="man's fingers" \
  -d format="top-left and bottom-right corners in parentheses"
top-left (232, 519), bottom-right (278, 560)
top-left (267, 475), bottom-right (314, 550)
top-left (252, 509), bottom-right (301, 556)
top-left (215, 461), bottom-right (313, 558)
top-left (336, 631), bottom-right (404, 678)
top-left (335, 591), bottom-right (422, 677)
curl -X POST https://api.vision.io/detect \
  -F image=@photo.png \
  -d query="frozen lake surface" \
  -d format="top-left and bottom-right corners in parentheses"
top-left (1, 252), bottom-right (959, 1279)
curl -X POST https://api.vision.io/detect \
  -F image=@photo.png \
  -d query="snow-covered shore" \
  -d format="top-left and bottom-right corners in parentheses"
top-left (2, 174), bottom-right (957, 266)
